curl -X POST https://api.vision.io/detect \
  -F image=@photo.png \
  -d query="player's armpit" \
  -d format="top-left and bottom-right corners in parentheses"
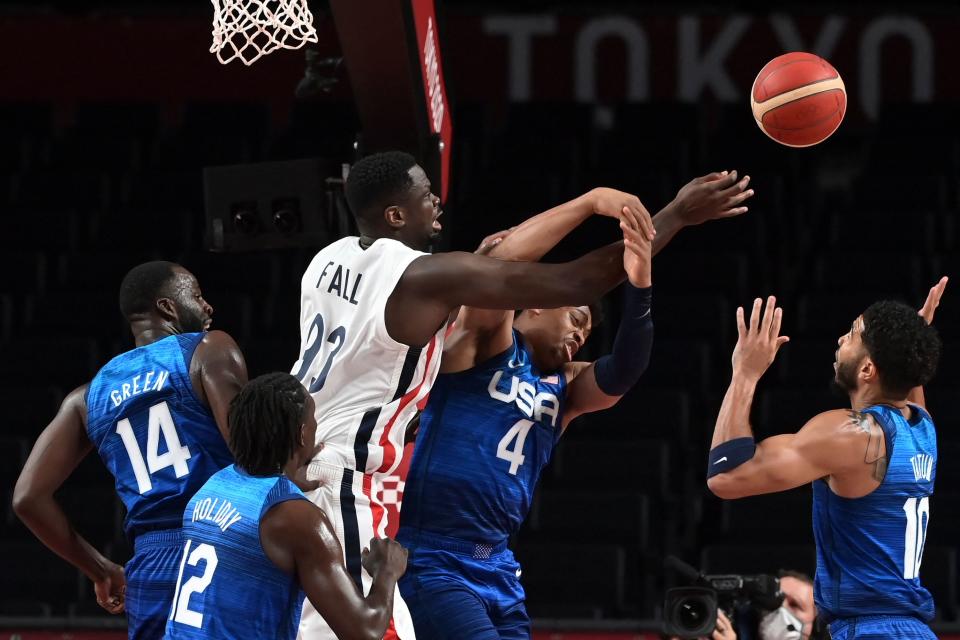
top-left (195, 330), bottom-right (249, 442)
top-left (707, 409), bottom-right (868, 499)
top-left (561, 361), bottom-right (621, 430)
top-left (440, 307), bottom-right (515, 374)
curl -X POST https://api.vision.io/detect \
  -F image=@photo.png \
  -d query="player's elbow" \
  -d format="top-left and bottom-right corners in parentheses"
top-left (707, 474), bottom-right (742, 500)
top-left (11, 477), bottom-right (38, 521)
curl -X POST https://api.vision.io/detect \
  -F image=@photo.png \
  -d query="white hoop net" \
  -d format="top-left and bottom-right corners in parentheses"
top-left (210, 0), bottom-right (318, 66)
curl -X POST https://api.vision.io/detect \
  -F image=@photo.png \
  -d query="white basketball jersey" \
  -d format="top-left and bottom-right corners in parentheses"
top-left (291, 236), bottom-right (446, 475)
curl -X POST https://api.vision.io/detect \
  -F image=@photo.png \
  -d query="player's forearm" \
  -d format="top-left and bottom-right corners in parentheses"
top-left (650, 200), bottom-right (687, 257)
top-left (355, 572), bottom-right (398, 640)
top-left (486, 191), bottom-right (594, 262)
top-left (12, 493), bottom-right (112, 581)
top-left (520, 241), bottom-right (626, 307)
top-left (711, 374), bottom-right (758, 449)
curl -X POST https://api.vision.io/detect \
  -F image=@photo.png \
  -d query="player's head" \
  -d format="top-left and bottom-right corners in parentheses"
top-left (833, 301), bottom-right (940, 399)
top-left (118, 261), bottom-right (213, 334)
top-left (228, 372), bottom-right (317, 476)
top-left (513, 302), bottom-right (601, 372)
top-left (344, 151), bottom-right (441, 251)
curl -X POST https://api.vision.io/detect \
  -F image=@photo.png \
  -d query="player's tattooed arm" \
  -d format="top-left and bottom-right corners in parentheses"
top-left (841, 410), bottom-right (888, 483)
top-left (707, 409), bottom-right (873, 499)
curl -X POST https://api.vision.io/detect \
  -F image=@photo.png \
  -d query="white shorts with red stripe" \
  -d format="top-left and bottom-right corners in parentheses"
top-left (297, 460), bottom-right (416, 640)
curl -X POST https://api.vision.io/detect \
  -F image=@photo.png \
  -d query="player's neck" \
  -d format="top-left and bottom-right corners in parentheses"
top-left (850, 387), bottom-right (908, 412)
top-left (130, 319), bottom-right (179, 347)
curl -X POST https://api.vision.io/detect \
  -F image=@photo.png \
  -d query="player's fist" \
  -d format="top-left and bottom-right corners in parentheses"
top-left (361, 537), bottom-right (408, 580)
top-left (93, 560), bottom-right (126, 615)
top-left (591, 188), bottom-right (656, 242)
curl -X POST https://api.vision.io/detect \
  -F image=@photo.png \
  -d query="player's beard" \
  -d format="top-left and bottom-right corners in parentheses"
top-left (175, 302), bottom-right (208, 333)
top-left (830, 358), bottom-right (858, 398)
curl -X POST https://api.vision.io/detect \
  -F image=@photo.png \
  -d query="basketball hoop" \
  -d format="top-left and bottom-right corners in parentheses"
top-left (210, 0), bottom-right (318, 66)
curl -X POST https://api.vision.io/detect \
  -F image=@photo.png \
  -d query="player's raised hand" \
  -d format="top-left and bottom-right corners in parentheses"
top-left (621, 208), bottom-right (652, 288)
top-left (94, 560), bottom-right (126, 614)
top-left (732, 296), bottom-right (789, 382)
top-left (361, 537), bottom-right (408, 580)
top-left (672, 170), bottom-right (754, 226)
top-left (919, 276), bottom-right (948, 325)
top-left (591, 187), bottom-right (656, 241)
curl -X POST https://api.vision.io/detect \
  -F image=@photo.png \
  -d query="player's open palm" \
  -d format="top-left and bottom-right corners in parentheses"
top-left (361, 537), bottom-right (408, 580)
top-left (732, 296), bottom-right (789, 382)
top-left (673, 170), bottom-right (754, 226)
top-left (620, 207), bottom-right (652, 287)
top-left (94, 560), bottom-right (126, 614)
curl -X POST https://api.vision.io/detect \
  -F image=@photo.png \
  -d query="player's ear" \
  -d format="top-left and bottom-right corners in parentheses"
top-left (155, 297), bottom-right (178, 322)
top-left (860, 356), bottom-right (877, 383)
top-left (528, 308), bottom-right (543, 317)
top-left (384, 205), bottom-right (405, 229)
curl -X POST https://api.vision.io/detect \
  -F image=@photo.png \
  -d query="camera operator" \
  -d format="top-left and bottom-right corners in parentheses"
top-left (669, 609), bottom-right (737, 640)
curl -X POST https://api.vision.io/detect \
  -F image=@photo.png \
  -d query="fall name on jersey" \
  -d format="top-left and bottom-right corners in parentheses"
top-left (109, 369), bottom-right (171, 408)
top-left (191, 495), bottom-right (243, 533)
top-left (315, 260), bottom-right (363, 305)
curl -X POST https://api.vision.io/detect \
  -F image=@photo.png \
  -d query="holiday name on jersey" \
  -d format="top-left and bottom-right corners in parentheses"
top-left (191, 496), bottom-right (243, 533)
top-left (487, 370), bottom-right (560, 427)
top-left (109, 369), bottom-right (171, 408)
top-left (316, 261), bottom-right (363, 305)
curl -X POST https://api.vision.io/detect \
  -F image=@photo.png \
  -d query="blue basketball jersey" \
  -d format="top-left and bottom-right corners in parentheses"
top-left (813, 403), bottom-right (937, 622)
top-left (399, 331), bottom-right (567, 544)
top-left (86, 333), bottom-right (234, 539)
top-left (164, 465), bottom-right (308, 639)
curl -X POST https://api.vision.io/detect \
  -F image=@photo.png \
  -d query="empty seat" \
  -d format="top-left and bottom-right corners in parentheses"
top-left (773, 338), bottom-right (842, 386)
top-left (756, 387), bottom-right (842, 437)
top-left (795, 292), bottom-right (880, 337)
top-left (529, 490), bottom-right (653, 549)
top-left (920, 546), bottom-right (958, 621)
top-left (719, 487), bottom-right (813, 544)
top-left (0, 540), bottom-right (83, 608)
top-left (515, 542), bottom-right (626, 615)
top-left (654, 252), bottom-right (749, 301)
top-left (551, 438), bottom-right (673, 498)
top-left (641, 339), bottom-right (714, 392)
top-left (0, 386), bottom-right (64, 437)
top-left (24, 292), bottom-right (126, 340)
top-left (812, 252), bottom-right (922, 297)
top-left (0, 252), bottom-right (47, 295)
top-left (700, 543), bottom-right (816, 579)
top-left (570, 387), bottom-right (692, 443)
top-left (0, 337), bottom-right (99, 389)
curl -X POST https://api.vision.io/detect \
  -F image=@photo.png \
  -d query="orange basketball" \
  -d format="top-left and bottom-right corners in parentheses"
top-left (751, 52), bottom-right (846, 147)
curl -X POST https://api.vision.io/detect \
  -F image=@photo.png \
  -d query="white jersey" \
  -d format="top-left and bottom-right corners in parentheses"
top-left (291, 236), bottom-right (446, 475)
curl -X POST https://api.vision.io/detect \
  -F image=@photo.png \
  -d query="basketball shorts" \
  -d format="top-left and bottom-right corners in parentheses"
top-left (125, 528), bottom-right (184, 640)
top-left (297, 461), bottom-right (415, 640)
top-left (397, 530), bottom-right (529, 640)
top-left (829, 614), bottom-right (937, 639)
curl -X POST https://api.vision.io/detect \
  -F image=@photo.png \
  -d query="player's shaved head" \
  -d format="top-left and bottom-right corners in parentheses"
top-left (345, 151), bottom-right (418, 227)
top-left (118, 260), bottom-right (179, 320)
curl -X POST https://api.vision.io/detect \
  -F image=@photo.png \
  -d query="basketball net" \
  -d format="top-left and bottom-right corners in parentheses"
top-left (210, 0), bottom-right (318, 66)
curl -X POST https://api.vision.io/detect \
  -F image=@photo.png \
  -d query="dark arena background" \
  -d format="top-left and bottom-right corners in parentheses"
top-left (2, 0), bottom-right (960, 638)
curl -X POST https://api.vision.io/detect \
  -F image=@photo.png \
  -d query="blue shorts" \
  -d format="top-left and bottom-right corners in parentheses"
top-left (397, 531), bottom-right (529, 640)
top-left (829, 615), bottom-right (936, 639)
top-left (125, 529), bottom-right (184, 640)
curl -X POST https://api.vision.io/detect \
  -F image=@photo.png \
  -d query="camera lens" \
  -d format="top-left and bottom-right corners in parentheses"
top-left (677, 598), bottom-right (709, 630)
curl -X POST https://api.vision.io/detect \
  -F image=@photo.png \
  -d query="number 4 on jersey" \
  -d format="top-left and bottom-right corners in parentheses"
top-left (497, 419), bottom-right (534, 475)
top-left (116, 401), bottom-right (192, 494)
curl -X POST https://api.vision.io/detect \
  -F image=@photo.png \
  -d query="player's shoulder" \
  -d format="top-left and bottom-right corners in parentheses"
top-left (260, 497), bottom-right (330, 550)
top-left (64, 383), bottom-right (91, 415)
top-left (798, 409), bottom-right (882, 453)
top-left (196, 329), bottom-right (241, 352)
top-left (561, 361), bottom-right (592, 385)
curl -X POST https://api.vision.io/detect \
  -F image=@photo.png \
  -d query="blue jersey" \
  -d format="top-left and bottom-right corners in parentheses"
top-left (813, 403), bottom-right (937, 622)
top-left (399, 331), bottom-right (567, 544)
top-left (164, 465), bottom-right (307, 639)
top-left (86, 333), bottom-right (234, 540)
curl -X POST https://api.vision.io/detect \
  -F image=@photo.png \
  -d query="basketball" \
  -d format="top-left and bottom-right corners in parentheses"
top-left (750, 51), bottom-right (847, 147)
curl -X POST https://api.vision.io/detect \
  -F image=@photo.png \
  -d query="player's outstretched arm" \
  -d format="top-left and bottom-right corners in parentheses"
top-left (707, 409), bottom-right (884, 499)
top-left (387, 240), bottom-right (638, 347)
top-left (483, 187), bottom-right (654, 263)
top-left (444, 191), bottom-right (655, 372)
top-left (562, 217), bottom-right (654, 429)
top-left (261, 500), bottom-right (406, 640)
top-left (191, 330), bottom-right (249, 442)
top-left (909, 276), bottom-right (948, 409)
top-left (12, 386), bottom-right (126, 614)
top-left (651, 170), bottom-right (754, 255)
